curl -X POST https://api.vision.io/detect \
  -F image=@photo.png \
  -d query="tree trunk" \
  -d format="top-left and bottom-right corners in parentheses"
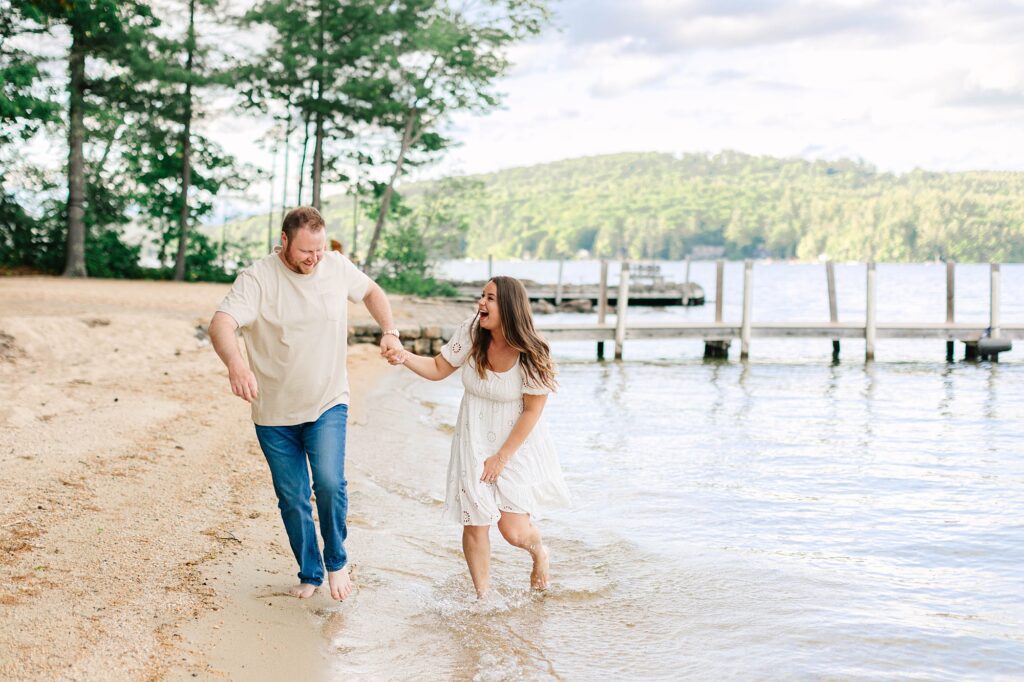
top-left (173, 0), bottom-right (196, 282)
top-left (63, 24), bottom-right (87, 278)
top-left (311, 112), bottom-right (323, 211)
top-left (363, 111), bottom-right (416, 269)
top-left (296, 108), bottom-right (310, 206)
top-left (266, 143), bottom-right (276, 253)
top-left (280, 113), bottom-right (292, 222)
top-left (311, 2), bottom-right (324, 210)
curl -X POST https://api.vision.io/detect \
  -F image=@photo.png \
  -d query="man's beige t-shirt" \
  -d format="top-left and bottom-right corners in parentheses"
top-left (217, 251), bottom-right (371, 426)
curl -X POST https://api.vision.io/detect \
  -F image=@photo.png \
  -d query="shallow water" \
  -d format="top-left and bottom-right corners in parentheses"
top-left (396, 358), bottom-right (1024, 680)
top-left (333, 262), bottom-right (1024, 680)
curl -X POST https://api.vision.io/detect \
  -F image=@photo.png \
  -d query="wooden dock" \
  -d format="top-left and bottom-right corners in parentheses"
top-left (451, 259), bottom-right (704, 307)
top-left (452, 282), bottom-right (703, 307)
top-left (535, 260), bottom-right (1019, 362)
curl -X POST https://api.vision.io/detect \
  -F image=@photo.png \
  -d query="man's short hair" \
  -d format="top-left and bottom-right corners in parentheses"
top-left (282, 206), bottom-right (326, 240)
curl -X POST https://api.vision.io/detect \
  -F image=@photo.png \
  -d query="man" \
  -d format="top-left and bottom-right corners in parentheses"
top-left (209, 206), bottom-right (402, 600)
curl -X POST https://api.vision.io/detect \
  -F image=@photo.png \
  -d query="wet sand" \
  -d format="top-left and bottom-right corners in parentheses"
top-left (0, 276), bottom-right (473, 680)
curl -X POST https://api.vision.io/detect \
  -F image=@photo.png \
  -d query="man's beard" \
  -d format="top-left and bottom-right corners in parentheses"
top-left (283, 247), bottom-right (315, 273)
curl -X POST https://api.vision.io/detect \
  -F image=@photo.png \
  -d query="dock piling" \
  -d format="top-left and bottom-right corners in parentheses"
top-left (986, 262), bottom-right (1001, 361)
top-left (866, 262), bottom-right (877, 361)
top-left (555, 258), bottom-right (564, 306)
top-left (740, 260), bottom-right (752, 359)
top-left (946, 261), bottom-right (955, 361)
top-left (704, 259), bottom-right (729, 358)
top-left (715, 259), bottom-right (724, 322)
top-left (597, 260), bottom-right (608, 360)
top-left (614, 260), bottom-right (630, 360)
top-left (827, 261), bottom-right (839, 361)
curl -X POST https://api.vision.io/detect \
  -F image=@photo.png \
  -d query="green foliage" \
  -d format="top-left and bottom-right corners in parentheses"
top-left (0, 204), bottom-right (145, 279)
top-left (239, 0), bottom-right (415, 204)
top-left (361, 0), bottom-right (551, 265)
top-left (412, 151), bottom-right (1024, 263)
top-left (368, 178), bottom-right (479, 296)
top-left (0, 2), bottom-right (61, 269)
top-left (0, 190), bottom-right (54, 268)
top-left (375, 221), bottom-right (457, 296)
top-left (139, 230), bottom-right (235, 282)
top-left (85, 228), bottom-right (144, 279)
top-left (214, 151), bottom-right (1024, 266)
top-left (0, 8), bottom-right (60, 146)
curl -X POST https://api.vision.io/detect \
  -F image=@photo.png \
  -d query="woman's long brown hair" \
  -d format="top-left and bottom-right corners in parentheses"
top-left (470, 276), bottom-right (557, 391)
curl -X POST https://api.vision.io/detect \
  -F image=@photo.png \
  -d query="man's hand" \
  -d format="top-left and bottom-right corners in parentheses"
top-left (379, 333), bottom-right (403, 358)
top-left (227, 360), bottom-right (259, 403)
top-left (481, 450), bottom-right (511, 483)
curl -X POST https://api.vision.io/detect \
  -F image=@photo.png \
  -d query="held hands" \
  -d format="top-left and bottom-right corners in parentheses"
top-left (383, 346), bottom-right (409, 366)
top-left (379, 333), bottom-right (404, 363)
top-left (481, 450), bottom-right (511, 483)
top-left (227, 361), bottom-right (259, 403)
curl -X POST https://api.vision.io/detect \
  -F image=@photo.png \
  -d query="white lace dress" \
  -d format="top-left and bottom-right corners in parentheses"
top-left (440, 318), bottom-right (572, 526)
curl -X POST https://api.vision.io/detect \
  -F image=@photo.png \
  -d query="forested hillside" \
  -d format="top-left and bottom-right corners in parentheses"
top-left (448, 151), bottom-right (1024, 261)
top-left (220, 151), bottom-right (1024, 262)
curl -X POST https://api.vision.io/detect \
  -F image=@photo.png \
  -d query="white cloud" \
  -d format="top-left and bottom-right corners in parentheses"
top-left (419, 0), bottom-right (1024, 180)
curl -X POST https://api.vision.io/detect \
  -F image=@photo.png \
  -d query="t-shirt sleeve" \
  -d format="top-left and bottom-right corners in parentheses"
top-left (216, 269), bottom-right (261, 329)
top-left (341, 254), bottom-right (372, 303)
top-left (440, 318), bottom-right (475, 368)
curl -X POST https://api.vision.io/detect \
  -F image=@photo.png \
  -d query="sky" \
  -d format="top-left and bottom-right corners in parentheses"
top-left (425, 0), bottom-right (1024, 178)
top-left (144, 0), bottom-right (1024, 213)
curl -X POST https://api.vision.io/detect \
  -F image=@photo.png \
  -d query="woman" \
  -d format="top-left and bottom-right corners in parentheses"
top-left (386, 276), bottom-right (572, 598)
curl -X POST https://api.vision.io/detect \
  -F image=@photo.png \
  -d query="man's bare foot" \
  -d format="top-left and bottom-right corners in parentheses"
top-left (530, 544), bottom-right (550, 590)
top-left (289, 583), bottom-right (317, 599)
top-left (327, 566), bottom-right (353, 601)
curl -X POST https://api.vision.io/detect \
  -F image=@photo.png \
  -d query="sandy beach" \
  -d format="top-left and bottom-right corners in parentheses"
top-left (0, 276), bottom-right (473, 680)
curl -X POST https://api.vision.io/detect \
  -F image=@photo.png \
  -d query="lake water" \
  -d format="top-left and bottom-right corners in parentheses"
top-left (372, 261), bottom-right (1024, 679)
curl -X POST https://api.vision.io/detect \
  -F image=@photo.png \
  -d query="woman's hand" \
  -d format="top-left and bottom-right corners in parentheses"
top-left (481, 450), bottom-right (511, 483)
top-left (385, 348), bottom-right (408, 365)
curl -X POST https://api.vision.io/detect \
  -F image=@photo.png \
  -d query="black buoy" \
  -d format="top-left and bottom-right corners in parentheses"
top-left (978, 336), bottom-right (1012, 361)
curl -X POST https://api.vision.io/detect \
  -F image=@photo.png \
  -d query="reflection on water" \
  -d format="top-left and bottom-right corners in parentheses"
top-left (394, 355), bottom-right (1024, 679)
top-left (540, 358), bottom-right (1024, 679)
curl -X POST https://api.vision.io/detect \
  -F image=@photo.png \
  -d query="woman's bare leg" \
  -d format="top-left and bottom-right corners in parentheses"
top-left (462, 525), bottom-right (492, 598)
top-left (497, 512), bottom-right (549, 590)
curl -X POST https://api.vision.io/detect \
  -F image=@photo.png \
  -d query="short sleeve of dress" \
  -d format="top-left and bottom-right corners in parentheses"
top-left (441, 318), bottom-right (475, 368)
top-left (522, 371), bottom-right (553, 396)
top-left (217, 269), bottom-right (261, 329)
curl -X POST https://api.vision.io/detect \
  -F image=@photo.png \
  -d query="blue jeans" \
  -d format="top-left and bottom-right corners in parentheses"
top-left (254, 404), bottom-right (349, 586)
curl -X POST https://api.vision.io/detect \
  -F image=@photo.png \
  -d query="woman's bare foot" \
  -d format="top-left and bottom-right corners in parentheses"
top-left (530, 544), bottom-right (550, 590)
top-left (289, 583), bottom-right (317, 599)
top-left (327, 566), bottom-right (353, 601)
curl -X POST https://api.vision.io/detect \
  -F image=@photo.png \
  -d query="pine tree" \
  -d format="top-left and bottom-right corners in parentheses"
top-left (0, 2), bottom-right (61, 267)
top-left (119, 0), bottom-right (244, 280)
top-left (29, 0), bottom-right (158, 277)
top-left (240, 0), bottom-right (398, 212)
top-left (362, 0), bottom-right (550, 268)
